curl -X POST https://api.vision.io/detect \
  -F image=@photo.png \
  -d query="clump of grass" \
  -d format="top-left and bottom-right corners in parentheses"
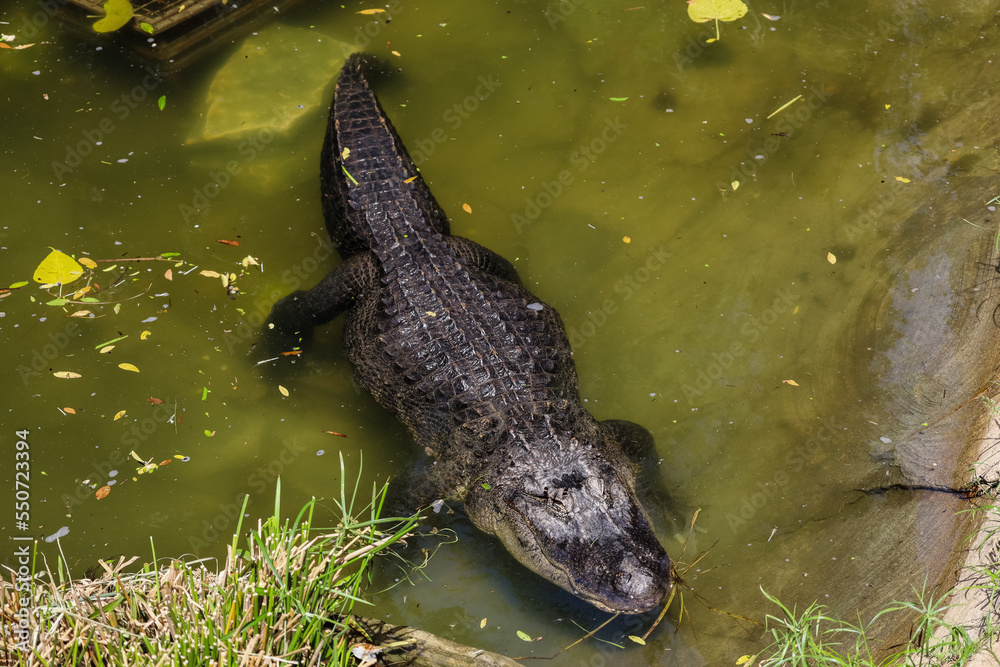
top-left (0, 464), bottom-right (434, 666)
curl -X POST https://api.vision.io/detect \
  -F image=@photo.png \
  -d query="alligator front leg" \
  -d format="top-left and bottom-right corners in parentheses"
top-left (263, 252), bottom-right (378, 352)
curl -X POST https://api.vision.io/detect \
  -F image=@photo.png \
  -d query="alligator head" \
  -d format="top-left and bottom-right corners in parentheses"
top-left (464, 434), bottom-right (672, 613)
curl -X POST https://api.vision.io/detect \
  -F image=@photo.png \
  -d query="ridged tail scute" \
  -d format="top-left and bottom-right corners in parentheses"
top-left (321, 54), bottom-right (451, 258)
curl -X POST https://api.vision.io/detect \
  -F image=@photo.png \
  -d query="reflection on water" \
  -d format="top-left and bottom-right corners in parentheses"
top-left (2, 0), bottom-right (1000, 663)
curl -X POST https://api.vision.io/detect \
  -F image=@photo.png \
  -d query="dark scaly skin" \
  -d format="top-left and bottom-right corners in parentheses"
top-left (265, 55), bottom-right (672, 614)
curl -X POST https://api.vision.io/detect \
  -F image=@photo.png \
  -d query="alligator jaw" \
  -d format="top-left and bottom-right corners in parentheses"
top-left (466, 444), bottom-right (673, 614)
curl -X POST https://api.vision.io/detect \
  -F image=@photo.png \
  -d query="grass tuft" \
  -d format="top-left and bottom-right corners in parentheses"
top-left (0, 471), bottom-right (433, 666)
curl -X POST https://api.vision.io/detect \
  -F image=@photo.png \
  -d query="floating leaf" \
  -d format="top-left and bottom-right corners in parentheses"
top-left (147, 397), bottom-right (164, 404)
top-left (628, 635), bottom-right (646, 645)
top-left (78, 257), bottom-right (98, 269)
top-left (33, 249), bottom-right (84, 286)
top-left (462, 203), bottom-right (472, 214)
top-left (200, 270), bottom-right (222, 278)
top-left (140, 22), bottom-right (153, 33)
top-left (480, 618), bottom-right (487, 629)
top-left (159, 459), bottom-right (172, 466)
top-left (114, 410), bottom-right (126, 421)
top-left (9, 281), bottom-right (29, 289)
top-left (731, 180), bottom-right (740, 191)
top-left (95, 335), bottom-right (128, 349)
top-left (92, 0), bottom-right (134, 33)
top-left (164, 268), bottom-right (173, 281)
top-left (53, 371), bottom-right (82, 379)
top-left (323, 430), bottom-right (348, 437)
top-left (622, 236), bottom-right (631, 244)
top-left (204, 430), bottom-right (215, 437)
top-left (130, 451), bottom-right (144, 462)
top-left (96, 485), bottom-right (111, 500)
top-left (216, 239), bottom-right (241, 247)
top-left (141, 330), bottom-right (152, 340)
top-left (118, 362), bottom-right (140, 373)
top-left (356, 8), bottom-right (385, 14)
top-left (241, 255), bottom-right (260, 268)
top-left (63, 407), bottom-right (77, 415)
top-left (895, 176), bottom-right (911, 183)
top-left (516, 630), bottom-right (532, 642)
top-left (69, 310), bottom-right (92, 318)
top-left (46, 298), bottom-right (69, 307)
top-left (737, 656), bottom-right (753, 666)
top-left (687, 0), bottom-right (748, 41)
top-left (827, 252), bottom-right (837, 264)
top-left (100, 345), bottom-right (115, 354)
top-left (782, 379), bottom-right (800, 386)
top-left (278, 385), bottom-right (289, 397)
top-left (157, 95), bottom-right (166, 111)
top-left (609, 96), bottom-right (629, 102)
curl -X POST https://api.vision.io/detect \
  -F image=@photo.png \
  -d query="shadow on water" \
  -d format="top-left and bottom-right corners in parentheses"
top-left (3, 0), bottom-right (1000, 663)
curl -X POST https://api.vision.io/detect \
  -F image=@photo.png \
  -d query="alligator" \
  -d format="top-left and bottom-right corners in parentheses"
top-left (264, 54), bottom-right (672, 614)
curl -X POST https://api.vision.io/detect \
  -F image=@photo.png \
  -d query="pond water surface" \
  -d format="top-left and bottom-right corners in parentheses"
top-left (3, 0), bottom-right (1000, 664)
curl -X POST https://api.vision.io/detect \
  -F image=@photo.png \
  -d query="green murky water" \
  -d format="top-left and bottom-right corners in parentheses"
top-left (4, 0), bottom-right (1000, 663)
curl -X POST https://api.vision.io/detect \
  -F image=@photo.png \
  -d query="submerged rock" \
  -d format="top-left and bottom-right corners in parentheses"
top-left (187, 25), bottom-right (355, 145)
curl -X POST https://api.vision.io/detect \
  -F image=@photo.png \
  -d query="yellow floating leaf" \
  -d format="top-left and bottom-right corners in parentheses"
top-left (174, 454), bottom-right (187, 460)
top-left (356, 8), bottom-right (385, 14)
top-left (96, 485), bottom-right (111, 500)
top-left (737, 656), bottom-right (753, 666)
top-left (278, 385), bottom-right (290, 397)
top-left (687, 0), bottom-right (748, 23)
top-left (462, 203), bottom-right (472, 214)
top-left (403, 175), bottom-right (418, 184)
top-left (140, 330), bottom-right (152, 340)
top-left (241, 255), bottom-right (260, 268)
top-left (895, 176), bottom-right (910, 183)
top-left (687, 0), bottom-right (747, 41)
top-left (69, 310), bottom-right (92, 318)
top-left (33, 248), bottom-right (84, 286)
top-left (99, 345), bottom-right (115, 354)
top-left (628, 635), bottom-right (646, 645)
top-left (53, 371), bottom-right (82, 379)
top-left (827, 252), bottom-right (837, 264)
top-left (622, 235), bottom-right (631, 244)
top-left (78, 257), bottom-right (98, 269)
top-left (391, 50), bottom-right (402, 57)
top-left (72, 285), bottom-right (92, 299)
top-left (130, 450), bottom-right (144, 462)
top-left (114, 410), bottom-right (126, 421)
top-left (63, 407), bottom-right (77, 415)
top-left (884, 104), bottom-right (891, 110)
top-left (731, 180), bottom-right (740, 191)
top-left (782, 379), bottom-right (800, 386)
top-left (199, 270), bottom-right (222, 278)
top-left (480, 618), bottom-right (487, 629)
top-left (93, 0), bottom-right (133, 33)
top-left (118, 362), bottom-right (140, 373)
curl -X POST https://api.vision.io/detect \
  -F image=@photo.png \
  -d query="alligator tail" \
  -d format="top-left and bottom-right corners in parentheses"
top-left (321, 54), bottom-right (450, 258)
